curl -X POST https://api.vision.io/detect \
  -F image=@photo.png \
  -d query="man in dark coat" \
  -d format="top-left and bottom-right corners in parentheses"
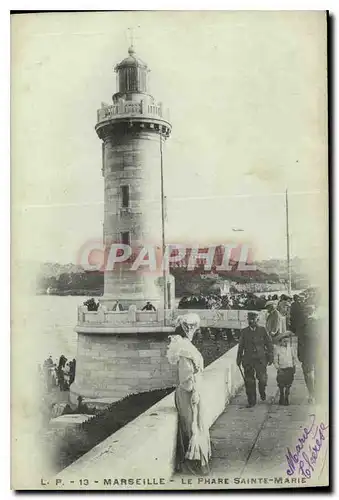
top-left (142, 301), bottom-right (156, 311)
top-left (237, 312), bottom-right (273, 407)
top-left (298, 305), bottom-right (318, 404)
top-left (290, 295), bottom-right (305, 336)
top-left (290, 295), bottom-right (316, 403)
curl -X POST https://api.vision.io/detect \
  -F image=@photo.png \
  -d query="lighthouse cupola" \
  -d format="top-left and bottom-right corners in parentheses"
top-left (114, 45), bottom-right (149, 98)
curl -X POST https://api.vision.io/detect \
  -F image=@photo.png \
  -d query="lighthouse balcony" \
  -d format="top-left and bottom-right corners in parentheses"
top-left (96, 101), bottom-right (171, 126)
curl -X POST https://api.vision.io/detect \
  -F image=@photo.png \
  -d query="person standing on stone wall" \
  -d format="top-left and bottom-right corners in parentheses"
top-left (236, 312), bottom-right (273, 407)
top-left (167, 314), bottom-right (211, 476)
top-left (84, 298), bottom-right (99, 311)
top-left (69, 358), bottom-right (76, 385)
top-left (112, 300), bottom-right (123, 311)
top-left (57, 354), bottom-right (67, 391)
top-left (44, 355), bottom-right (53, 367)
top-left (142, 301), bottom-right (156, 311)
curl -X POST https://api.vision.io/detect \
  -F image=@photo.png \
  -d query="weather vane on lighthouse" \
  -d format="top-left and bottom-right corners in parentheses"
top-left (127, 26), bottom-right (140, 52)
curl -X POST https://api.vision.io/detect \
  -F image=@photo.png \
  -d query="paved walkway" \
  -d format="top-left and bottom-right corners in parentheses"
top-left (208, 364), bottom-right (329, 485)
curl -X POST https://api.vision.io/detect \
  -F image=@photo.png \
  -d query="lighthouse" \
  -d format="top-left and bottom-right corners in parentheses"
top-left (70, 46), bottom-right (177, 405)
top-left (96, 45), bottom-right (173, 311)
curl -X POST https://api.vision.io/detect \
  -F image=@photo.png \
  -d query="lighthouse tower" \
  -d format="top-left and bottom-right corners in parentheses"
top-left (70, 46), bottom-right (177, 405)
top-left (96, 45), bottom-right (172, 310)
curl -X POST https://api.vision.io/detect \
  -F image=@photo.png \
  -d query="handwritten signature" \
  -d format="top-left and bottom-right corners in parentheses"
top-left (286, 413), bottom-right (329, 479)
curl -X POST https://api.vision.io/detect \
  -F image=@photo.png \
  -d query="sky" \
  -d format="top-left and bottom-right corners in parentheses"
top-left (11, 11), bottom-right (328, 267)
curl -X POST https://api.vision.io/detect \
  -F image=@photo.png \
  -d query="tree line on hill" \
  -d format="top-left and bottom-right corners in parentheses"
top-left (37, 270), bottom-right (104, 296)
top-left (36, 259), bottom-right (303, 297)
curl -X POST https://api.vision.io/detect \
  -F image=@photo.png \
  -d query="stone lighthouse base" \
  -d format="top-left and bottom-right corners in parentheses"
top-left (70, 326), bottom-right (177, 406)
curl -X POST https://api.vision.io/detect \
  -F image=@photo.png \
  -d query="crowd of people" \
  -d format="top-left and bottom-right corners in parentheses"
top-left (178, 292), bottom-right (274, 311)
top-left (40, 354), bottom-right (76, 392)
top-left (166, 290), bottom-right (323, 476)
top-left (84, 290), bottom-right (318, 317)
top-left (178, 294), bottom-right (223, 310)
top-left (178, 287), bottom-right (318, 315)
top-left (236, 287), bottom-right (321, 408)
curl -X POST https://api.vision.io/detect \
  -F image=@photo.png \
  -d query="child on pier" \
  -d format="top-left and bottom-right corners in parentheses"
top-left (273, 332), bottom-right (297, 405)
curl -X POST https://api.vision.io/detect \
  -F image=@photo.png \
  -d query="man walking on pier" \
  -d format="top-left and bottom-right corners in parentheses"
top-left (237, 312), bottom-right (273, 407)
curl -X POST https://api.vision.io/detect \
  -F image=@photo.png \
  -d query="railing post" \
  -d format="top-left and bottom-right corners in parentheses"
top-left (78, 306), bottom-right (87, 324)
top-left (157, 308), bottom-right (164, 323)
top-left (128, 305), bottom-right (137, 323)
top-left (97, 307), bottom-right (105, 323)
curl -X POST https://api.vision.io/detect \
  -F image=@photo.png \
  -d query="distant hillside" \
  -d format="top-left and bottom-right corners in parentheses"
top-left (171, 265), bottom-right (283, 297)
top-left (36, 263), bottom-right (103, 296)
top-left (36, 256), bottom-right (309, 297)
top-left (39, 262), bottom-right (85, 278)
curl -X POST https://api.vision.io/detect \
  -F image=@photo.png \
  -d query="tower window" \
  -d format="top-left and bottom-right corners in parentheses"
top-left (121, 231), bottom-right (130, 246)
top-left (121, 185), bottom-right (130, 208)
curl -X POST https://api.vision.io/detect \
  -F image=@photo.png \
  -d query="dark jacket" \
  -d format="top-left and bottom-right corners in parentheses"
top-left (290, 301), bottom-right (306, 334)
top-left (142, 303), bottom-right (156, 311)
top-left (297, 315), bottom-right (318, 365)
top-left (237, 326), bottom-right (273, 366)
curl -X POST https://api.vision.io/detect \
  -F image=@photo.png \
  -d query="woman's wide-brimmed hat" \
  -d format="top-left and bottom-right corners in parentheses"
top-left (266, 301), bottom-right (277, 309)
top-left (272, 330), bottom-right (294, 344)
top-left (176, 313), bottom-right (200, 328)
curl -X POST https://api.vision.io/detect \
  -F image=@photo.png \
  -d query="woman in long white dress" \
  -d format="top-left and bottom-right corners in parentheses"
top-left (167, 314), bottom-right (211, 475)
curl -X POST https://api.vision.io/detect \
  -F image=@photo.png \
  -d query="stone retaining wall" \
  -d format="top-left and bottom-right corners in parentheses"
top-left (70, 332), bottom-right (178, 403)
top-left (72, 308), bottom-right (272, 403)
top-left (77, 307), bottom-right (268, 330)
top-left (55, 345), bottom-right (243, 489)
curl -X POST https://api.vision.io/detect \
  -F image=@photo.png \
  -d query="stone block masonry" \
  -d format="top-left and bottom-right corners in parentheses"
top-left (102, 133), bottom-right (167, 310)
top-left (70, 332), bottom-right (177, 404)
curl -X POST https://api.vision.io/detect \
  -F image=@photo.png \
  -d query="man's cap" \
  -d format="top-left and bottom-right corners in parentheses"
top-left (247, 311), bottom-right (259, 319)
